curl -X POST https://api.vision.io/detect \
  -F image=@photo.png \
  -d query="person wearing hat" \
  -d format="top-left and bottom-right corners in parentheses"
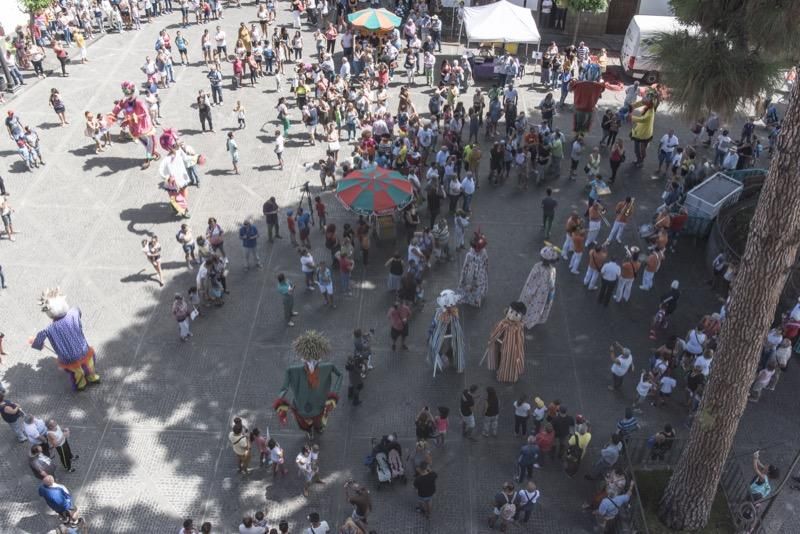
top-left (430, 14), bottom-right (442, 52)
top-left (518, 246), bottom-right (559, 328)
top-left (172, 294), bottom-right (192, 341)
top-left (532, 397), bottom-right (546, 434)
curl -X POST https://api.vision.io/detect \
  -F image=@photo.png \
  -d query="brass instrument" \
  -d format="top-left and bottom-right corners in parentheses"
top-left (595, 201), bottom-right (610, 227)
top-left (623, 198), bottom-right (635, 218)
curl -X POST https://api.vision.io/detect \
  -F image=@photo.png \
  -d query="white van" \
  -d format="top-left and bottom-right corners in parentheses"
top-left (620, 15), bottom-right (688, 85)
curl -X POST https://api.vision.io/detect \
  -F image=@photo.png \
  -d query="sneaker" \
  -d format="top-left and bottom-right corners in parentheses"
top-left (287, 321), bottom-right (295, 327)
top-left (291, 312), bottom-right (299, 316)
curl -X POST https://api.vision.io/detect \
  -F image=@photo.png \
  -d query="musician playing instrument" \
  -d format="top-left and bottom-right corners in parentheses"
top-left (614, 246), bottom-right (641, 303)
top-left (561, 211), bottom-right (583, 260)
top-left (654, 208), bottom-right (671, 231)
top-left (640, 249), bottom-right (663, 291)
top-left (584, 243), bottom-right (607, 290)
top-left (606, 196), bottom-right (634, 244)
top-left (586, 201), bottom-right (605, 247)
top-left (569, 227), bottom-right (587, 274)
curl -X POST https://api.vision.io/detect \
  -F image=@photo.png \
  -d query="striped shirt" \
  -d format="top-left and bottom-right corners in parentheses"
top-left (32, 308), bottom-right (90, 365)
top-left (616, 416), bottom-right (640, 438)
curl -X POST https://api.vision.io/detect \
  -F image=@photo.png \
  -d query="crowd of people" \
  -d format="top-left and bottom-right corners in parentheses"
top-left (0, 0), bottom-right (794, 532)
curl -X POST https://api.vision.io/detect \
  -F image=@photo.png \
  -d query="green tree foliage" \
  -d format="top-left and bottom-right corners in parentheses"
top-left (19, 0), bottom-right (53, 13)
top-left (556, 0), bottom-right (608, 12)
top-left (653, 0), bottom-right (800, 119)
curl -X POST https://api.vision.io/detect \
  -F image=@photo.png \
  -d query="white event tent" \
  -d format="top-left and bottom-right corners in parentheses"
top-left (460, 0), bottom-right (541, 44)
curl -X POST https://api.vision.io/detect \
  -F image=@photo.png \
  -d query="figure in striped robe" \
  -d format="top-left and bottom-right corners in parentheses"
top-left (484, 301), bottom-right (527, 383)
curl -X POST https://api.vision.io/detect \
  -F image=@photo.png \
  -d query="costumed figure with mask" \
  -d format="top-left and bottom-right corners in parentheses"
top-left (518, 246), bottom-right (559, 328)
top-left (273, 331), bottom-right (342, 440)
top-left (569, 63), bottom-right (605, 134)
top-left (630, 87), bottom-right (660, 166)
top-left (111, 81), bottom-right (160, 169)
top-left (457, 231), bottom-right (488, 307)
top-left (158, 128), bottom-right (191, 218)
top-left (428, 290), bottom-right (467, 377)
top-left (29, 288), bottom-right (100, 391)
top-left (482, 301), bottom-right (527, 383)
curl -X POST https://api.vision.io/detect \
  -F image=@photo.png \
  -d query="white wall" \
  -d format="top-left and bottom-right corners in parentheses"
top-left (638, 0), bottom-right (673, 16)
top-left (0, 3), bottom-right (30, 36)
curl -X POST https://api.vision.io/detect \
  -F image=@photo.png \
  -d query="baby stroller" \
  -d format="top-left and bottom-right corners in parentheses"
top-left (366, 433), bottom-right (406, 489)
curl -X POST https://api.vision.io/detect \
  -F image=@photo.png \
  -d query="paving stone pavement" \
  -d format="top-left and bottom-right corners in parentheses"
top-left (1, 5), bottom-right (799, 534)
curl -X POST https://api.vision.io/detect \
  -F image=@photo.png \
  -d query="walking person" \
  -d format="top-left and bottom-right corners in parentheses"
top-left (488, 482), bottom-right (517, 532)
top-left (262, 196), bottom-right (282, 242)
top-left (1, 196), bottom-right (15, 241)
top-left (172, 294), bottom-right (192, 341)
top-left (482, 386), bottom-right (500, 437)
top-left (39, 475), bottom-right (80, 525)
top-left (460, 385), bottom-right (479, 442)
top-left (197, 90), bottom-right (214, 133)
top-left (413, 462), bottom-right (438, 519)
top-left (239, 219), bottom-right (261, 271)
top-left (598, 256), bottom-right (621, 307)
top-left (273, 129), bottom-right (285, 169)
top-left (226, 132), bottom-right (240, 174)
top-left (315, 261), bottom-right (336, 308)
top-left (513, 481), bottom-right (540, 524)
top-left (277, 273), bottom-right (299, 327)
top-left (46, 419), bottom-right (78, 473)
top-left (387, 300), bottom-right (411, 351)
top-left (513, 395), bottom-right (531, 437)
top-left (541, 188), bottom-right (557, 239)
top-left (0, 393), bottom-right (27, 442)
top-left (142, 235), bottom-right (164, 287)
top-left (516, 435), bottom-right (541, 482)
top-left (608, 343), bottom-right (634, 392)
top-left (229, 422), bottom-right (251, 475)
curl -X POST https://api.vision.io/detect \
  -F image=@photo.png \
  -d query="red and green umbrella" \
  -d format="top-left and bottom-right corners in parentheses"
top-left (335, 167), bottom-right (414, 216)
top-left (347, 8), bottom-right (402, 32)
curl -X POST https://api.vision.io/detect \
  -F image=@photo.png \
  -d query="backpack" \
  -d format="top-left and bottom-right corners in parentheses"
top-left (498, 493), bottom-right (516, 521)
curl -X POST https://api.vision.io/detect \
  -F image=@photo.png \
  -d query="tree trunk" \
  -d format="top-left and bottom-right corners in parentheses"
top-left (572, 11), bottom-right (581, 44)
top-left (658, 81), bottom-right (800, 529)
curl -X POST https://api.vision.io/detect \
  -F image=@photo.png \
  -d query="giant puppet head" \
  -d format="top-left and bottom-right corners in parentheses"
top-left (39, 287), bottom-right (69, 320)
top-left (470, 230), bottom-right (487, 253)
top-left (291, 330), bottom-right (331, 376)
top-left (159, 128), bottom-right (179, 153)
top-left (436, 289), bottom-right (461, 309)
top-left (505, 301), bottom-right (527, 322)
top-left (121, 81), bottom-right (138, 104)
top-left (539, 245), bottom-right (560, 266)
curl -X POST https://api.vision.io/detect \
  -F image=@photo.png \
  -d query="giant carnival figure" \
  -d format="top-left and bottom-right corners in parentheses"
top-left (428, 289), bottom-right (467, 377)
top-left (158, 128), bottom-right (191, 218)
top-left (111, 81), bottom-right (160, 169)
top-left (273, 331), bottom-right (342, 440)
top-left (457, 231), bottom-right (488, 308)
top-left (569, 61), bottom-right (605, 134)
top-left (30, 288), bottom-right (100, 391)
top-left (518, 246), bottom-right (560, 329)
top-left (482, 301), bottom-right (527, 383)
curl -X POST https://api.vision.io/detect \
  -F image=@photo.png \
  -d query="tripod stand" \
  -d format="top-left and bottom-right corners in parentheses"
top-left (298, 181), bottom-right (315, 225)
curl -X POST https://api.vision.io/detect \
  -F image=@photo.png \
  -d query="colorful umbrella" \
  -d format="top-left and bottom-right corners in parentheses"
top-left (347, 8), bottom-right (402, 32)
top-left (335, 167), bottom-right (414, 216)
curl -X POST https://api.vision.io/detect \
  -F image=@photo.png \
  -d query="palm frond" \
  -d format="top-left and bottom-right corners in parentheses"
top-left (651, 31), bottom-right (785, 121)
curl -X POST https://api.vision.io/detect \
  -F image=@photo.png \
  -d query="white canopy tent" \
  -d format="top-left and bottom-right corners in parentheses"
top-left (460, 0), bottom-right (541, 44)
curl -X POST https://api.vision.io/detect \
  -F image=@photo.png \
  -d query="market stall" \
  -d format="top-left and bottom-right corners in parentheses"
top-left (459, 0), bottom-right (541, 80)
top-left (347, 7), bottom-right (402, 35)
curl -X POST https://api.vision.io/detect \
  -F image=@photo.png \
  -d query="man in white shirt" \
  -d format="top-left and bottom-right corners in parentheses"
top-left (239, 516), bottom-right (265, 534)
top-left (460, 172), bottom-right (475, 212)
top-left (503, 83), bottom-right (518, 107)
top-left (608, 345), bottom-right (633, 391)
top-left (694, 351), bottom-right (713, 377)
top-left (714, 129), bottom-right (732, 167)
top-left (214, 26), bottom-right (227, 60)
top-left (657, 129), bottom-right (679, 174)
top-left (417, 124), bottom-right (433, 161)
top-left (598, 257), bottom-right (621, 307)
top-left (339, 57), bottom-right (351, 80)
top-left (722, 147), bottom-right (739, 171)
top-left (304, 512), bottom-right (330, 534)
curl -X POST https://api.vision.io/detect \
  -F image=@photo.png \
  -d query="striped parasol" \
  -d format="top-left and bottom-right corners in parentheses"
top-left (335, 167), bottom-right (414, 216)
top-left (347, 8), bottom-right (402, 32)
